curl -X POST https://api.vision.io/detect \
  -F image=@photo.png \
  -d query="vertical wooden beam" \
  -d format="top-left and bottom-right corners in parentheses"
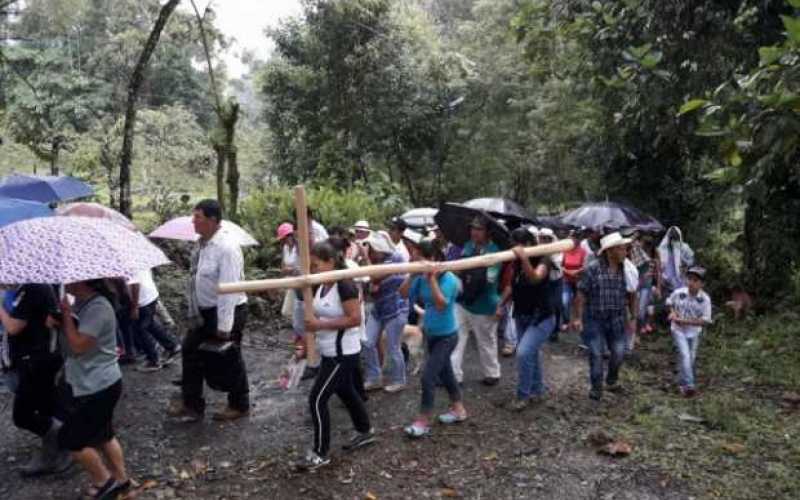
top-left (294, 185), bottom-right (318, 366)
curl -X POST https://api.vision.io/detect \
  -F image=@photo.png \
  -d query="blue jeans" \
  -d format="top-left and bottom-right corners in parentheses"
top-left (638, 286), bottom-right (653, 324)
top-left (562, 282), bottom-right (576, 324)
top-left (515, 315), bottom-right (556, 400)
top-left (672, 331), bottom-right (700, 388)
top-left (134, 301), bottom-right (179, 363)
top-left (585, 315), bottom-right (626, 390)
top-left (363, 312), bottom-right (407, 386)
top-left (421, 334), bottom-right (460, 412)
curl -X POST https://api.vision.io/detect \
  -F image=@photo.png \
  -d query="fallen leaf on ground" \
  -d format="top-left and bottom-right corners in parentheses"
top-left (365, 492), bottom-right (378, 500)
top-left (482, 451), bottom-right (498, 461)
top-left (599, 440), bottom-right (633, 457)
top-left (441, 487), bottom-right (460, 498)
top-left (721, 442), bottom-right (746, 454)
top-left (179, 469), bottom-right (190, 480)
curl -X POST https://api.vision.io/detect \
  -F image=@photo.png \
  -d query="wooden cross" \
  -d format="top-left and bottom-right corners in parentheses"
top-left (292, 185), bottom-right (318, 366)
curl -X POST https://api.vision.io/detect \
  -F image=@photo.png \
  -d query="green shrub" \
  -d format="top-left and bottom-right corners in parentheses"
top-left (238, 184), bottom-right (407, 268)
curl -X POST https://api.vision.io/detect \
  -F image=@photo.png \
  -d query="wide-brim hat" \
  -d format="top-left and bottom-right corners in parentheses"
top-left (363, 230), bottom-right (396, 254)
top-left (352, 220), bottom-right (370, 231)
top-left (599, 232), bottom-right (632, 254)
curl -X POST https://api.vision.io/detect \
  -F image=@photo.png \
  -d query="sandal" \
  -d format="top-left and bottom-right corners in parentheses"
top-left (438, 409), bottom-right (468, 425)
top-left (79, 478), bottom-right (117, 500)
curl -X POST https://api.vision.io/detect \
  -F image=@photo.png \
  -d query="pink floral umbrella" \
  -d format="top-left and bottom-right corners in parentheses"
top-left (0, 216), bottom-right (170, 284)
top-left (56, 202), bottom-right (137, 231)
top-left (149, 216), bottom-right (259, 247)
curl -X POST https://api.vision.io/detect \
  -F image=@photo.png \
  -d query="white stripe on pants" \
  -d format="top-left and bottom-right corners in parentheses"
top-left (451, 305), bottom-right (500, 382)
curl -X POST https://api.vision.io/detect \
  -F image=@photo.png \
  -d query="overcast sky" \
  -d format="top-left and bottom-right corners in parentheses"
top-left (181, 0), bottom-right (303, 78)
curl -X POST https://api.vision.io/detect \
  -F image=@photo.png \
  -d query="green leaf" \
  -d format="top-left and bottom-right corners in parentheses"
top-left (758, 46), bottom-right (785, 66)
top-left (788, 0), bottom-right (800, 9)
top-left (727, 148), bottom-right (743, 167)
top-left (640, 51), bottom-right (663, 69)
top-left (781, 15), bottom-right (800, 43)
top-left (628, 43), bottom-right (652, 59)
top-left (678, 99), bottom-right (709, 116)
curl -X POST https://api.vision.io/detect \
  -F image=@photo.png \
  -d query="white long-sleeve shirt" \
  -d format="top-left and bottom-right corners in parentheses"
top-left (194, 229), bottom-right (247, 333)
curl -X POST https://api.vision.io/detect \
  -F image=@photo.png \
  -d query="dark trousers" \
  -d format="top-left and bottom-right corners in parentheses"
top-left (181, 305), bottom-right (249, 413)
top-left (585, 315), bottom-right (627, 390)
top-left (134, 301), bottom-right (179, 363)
top-left (421, 334), bottom-right (461, 413)
top-left (116, 307), bottom-right (143, 357)
top-left (309, 354), bottom-right (370, 457)
top-left (12, 357), bottom-right (63, 437)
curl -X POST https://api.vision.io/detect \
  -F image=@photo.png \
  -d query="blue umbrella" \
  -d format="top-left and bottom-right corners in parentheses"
top-left (0, 174), bottom-right (94, 204)
top-left (0, 196), bottom-right (53, 228)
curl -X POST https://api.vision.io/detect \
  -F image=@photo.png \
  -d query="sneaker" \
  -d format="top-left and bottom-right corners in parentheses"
top-left (589, 388), bottom-right (603, 401)
top-left (404, 421), bottom-right (431, 439)
top-left (163, 346), bottom-right (182, 366)
top-left (212, 407), bottom-right (249, 422)
top-left (364, 380), bottom-right (383, 392)
top-left (383, 383), bottom-right (406, 393)
top-left (167, 402), bottom-right (202, 423)
top-left (438, 409), bottom-right (468, 425)
top-left (481, 377), bottom-right (500, 387)
top-left (294, 451), bottom-right (330, 471)
top-left (508, 398), bottom-right (529, 412)
top-left (136, 361), bottom-right (162, 373)
top-left (342, 428), bottom-right (376, 452)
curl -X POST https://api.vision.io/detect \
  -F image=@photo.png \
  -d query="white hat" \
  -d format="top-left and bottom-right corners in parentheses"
top-left (538, 227), bottom-right (555, 239)
top-left (363, 230), bottom-right (396, 255)
top-left (402, 228), bottom-right (424, 245)
top-left (527, 225), bottom-right (540, 237)
top-left (352, 220), bottom-right (370, 231)
top-left (599, 232), bottom-right (633, 254)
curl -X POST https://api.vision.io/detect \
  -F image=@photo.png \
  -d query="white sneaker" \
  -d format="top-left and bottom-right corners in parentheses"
top-left (383, 383), bottom-right (406, 393)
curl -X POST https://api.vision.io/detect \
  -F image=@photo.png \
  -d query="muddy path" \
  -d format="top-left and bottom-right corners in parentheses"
top-left (0, 313), bottom-right (690, 500)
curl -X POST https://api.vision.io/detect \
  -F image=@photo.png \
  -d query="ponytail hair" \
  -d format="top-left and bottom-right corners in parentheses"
top-left (312, 240), bottom-right (347, 270)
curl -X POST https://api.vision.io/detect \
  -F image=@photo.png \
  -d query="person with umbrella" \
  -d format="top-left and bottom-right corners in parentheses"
top-left (451, 216), bottom-right (503, 386)
top-left (0, 283), bottom-right (72, 477)
top-left (572, 232), bottom-right (638, 400)
top-left (51, 279), bottom-right (130, 498)
top-left (168, 199), bottom-right (250, 423)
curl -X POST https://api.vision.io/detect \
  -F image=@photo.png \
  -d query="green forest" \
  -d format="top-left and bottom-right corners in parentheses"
top-left (2, 0), bottom-right (799, 303)
top-left (2, 2), bottom-right (800, 499)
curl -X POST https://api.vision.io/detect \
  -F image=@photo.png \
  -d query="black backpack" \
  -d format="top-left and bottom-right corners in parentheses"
top-left (459, 267), bottom-right (488, 305)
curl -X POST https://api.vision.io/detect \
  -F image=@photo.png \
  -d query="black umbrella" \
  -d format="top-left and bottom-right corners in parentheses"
top-left (559, 202), bottom-right (664, 233)
top-left (535, 214), bottom-right (572, 232)
top-left (463, 197), bottom-right (535, 226)
top-left (434, 203), bottom-right (511, 249)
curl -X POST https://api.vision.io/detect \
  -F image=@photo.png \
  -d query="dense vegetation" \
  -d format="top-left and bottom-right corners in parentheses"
top-left (1, 0), bottom-right (799, 305)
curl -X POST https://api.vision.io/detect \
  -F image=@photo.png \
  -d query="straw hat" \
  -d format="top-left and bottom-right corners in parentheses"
top-left (599, 232), bottom-right (633, 254)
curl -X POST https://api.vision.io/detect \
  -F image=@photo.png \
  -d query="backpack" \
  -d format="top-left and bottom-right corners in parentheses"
top-left (459, 267), bottom-right (488, 305)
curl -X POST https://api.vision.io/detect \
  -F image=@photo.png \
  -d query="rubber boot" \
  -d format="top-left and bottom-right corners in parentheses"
top-left (43, 419), bottom-right (73, 474)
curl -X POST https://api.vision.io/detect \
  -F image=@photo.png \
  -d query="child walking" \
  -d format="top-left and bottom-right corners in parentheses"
top-left (666, 266), bottom-right (712, 397)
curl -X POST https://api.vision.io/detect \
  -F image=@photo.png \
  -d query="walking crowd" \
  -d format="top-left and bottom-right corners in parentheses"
top-left (0, 198), bottom-right (714, 497)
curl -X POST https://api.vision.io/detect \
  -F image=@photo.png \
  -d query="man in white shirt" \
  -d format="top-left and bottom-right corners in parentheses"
top-left (168, 200), bottom-right (250, 423)
top-left (388, 217), bottom-right (410, 263)
top-left (129, 269), bottom-right (181, 372)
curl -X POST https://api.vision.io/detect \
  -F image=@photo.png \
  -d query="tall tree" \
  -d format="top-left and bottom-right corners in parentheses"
top-left (118, 0), bottom-right (180, 217)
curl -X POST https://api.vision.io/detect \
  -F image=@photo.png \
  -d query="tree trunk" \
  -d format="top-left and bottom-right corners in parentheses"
top-left (214, 143), bottom-right (226, 214)
top-left (117, 0), bottom-right (180, 217)
top-left (49, 139), bottom-right (59, 176)
top-left (224, 103), bottom-right (241, 221)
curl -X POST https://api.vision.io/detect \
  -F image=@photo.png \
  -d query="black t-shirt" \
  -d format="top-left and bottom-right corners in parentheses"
top-left (7, 284), bottom-right (59, 363)
top-left (511, 256), bottom-right (556, 319)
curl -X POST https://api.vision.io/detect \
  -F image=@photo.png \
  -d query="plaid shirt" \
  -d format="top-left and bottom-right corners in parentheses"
top-left (578, 257), bottom-right (628, 319)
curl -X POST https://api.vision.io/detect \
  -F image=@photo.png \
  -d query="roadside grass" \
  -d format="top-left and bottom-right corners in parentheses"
top-left (611, 311), bottom-right (800, 499)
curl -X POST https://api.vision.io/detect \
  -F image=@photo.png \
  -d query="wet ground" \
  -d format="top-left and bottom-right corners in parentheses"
top-left (0, 312), bottom-right (692, 500)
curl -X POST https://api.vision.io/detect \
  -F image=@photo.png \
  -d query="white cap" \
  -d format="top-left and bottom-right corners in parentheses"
top-left (352, 220), bottom-right (370, 231)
